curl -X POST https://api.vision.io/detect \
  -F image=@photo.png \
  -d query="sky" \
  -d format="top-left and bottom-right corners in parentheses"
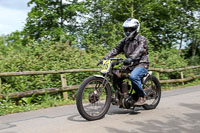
top-left (0, 0), bottom-right (31, 35)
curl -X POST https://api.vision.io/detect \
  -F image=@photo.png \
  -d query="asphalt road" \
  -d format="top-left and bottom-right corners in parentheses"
top-left (0, 85), bottom-right (200, 133)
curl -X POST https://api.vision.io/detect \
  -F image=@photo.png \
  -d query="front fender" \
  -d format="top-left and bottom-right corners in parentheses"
top-left (93, 75), bottom-right (113, 96)
top-left (94, 75), bottom-right (105, 78)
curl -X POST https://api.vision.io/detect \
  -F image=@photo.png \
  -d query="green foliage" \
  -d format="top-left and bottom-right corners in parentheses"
top-left (0, 40), bottom-right (101, 94)
top-left (187, 56), bottom-right (200, 66)
top-left (0, 40), bottom-right (103, 115)
top-left (0, 95), bottom-right (76, 116)
top-left (149, 48), bottom-right (189, 80)
top-left (149, 48), bottom-right (188, 69)
top-left (0, 0), bottom-right (200, 115)
top-left (162, 79), bottom-right (200, 90)
top-left (24, 0), bottom-right (86, 41)
top-left (21, 0), bottom-right (200, 58)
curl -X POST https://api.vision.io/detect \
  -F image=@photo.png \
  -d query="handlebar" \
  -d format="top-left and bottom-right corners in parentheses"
top-left (109, 58), bottom-right (124, 61)
top-left (108, 58), bottom-right (134, 67)
top-left (101, 58), bottom-right (135, 67)
top-left (108, 58), bottom-right (124, 67)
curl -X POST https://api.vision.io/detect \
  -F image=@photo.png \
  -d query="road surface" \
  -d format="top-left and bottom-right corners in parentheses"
top-left (0, 85), bottom-right (200, 133)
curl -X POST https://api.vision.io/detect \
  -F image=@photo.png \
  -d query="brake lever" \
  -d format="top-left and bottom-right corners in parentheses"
top-left (126, 62), bottom-right (134, 67)
top-left (120, 61), bottom-right (134, 70)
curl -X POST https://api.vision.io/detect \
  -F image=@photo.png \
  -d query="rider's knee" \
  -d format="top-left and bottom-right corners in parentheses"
top-left (129, 74), bottom-right (140, 81)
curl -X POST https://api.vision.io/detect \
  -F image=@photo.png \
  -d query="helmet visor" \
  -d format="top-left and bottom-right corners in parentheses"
top-left (124, 27), bottom-right (137, 37)
top-left (123, 27), bottom-right (137, 33)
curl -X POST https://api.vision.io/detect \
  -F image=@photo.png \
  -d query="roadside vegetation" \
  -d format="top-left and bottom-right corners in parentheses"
top-left (0, 0), bottom-right (200, 115)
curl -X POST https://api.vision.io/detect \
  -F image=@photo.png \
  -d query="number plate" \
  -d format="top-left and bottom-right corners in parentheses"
top-left (100, 60), bottom-right (111, 73)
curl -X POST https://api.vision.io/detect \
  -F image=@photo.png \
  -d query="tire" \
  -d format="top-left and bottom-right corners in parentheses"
top-left (142, 75), bottom-right (161, 110)
top-left (76, 76), bottom-right (112, 121)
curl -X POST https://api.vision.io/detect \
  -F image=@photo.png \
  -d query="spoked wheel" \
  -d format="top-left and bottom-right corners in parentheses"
top-left (142, 75), bottom-right (161, 110)
top-left (76, 76), bottom-right (112, 121)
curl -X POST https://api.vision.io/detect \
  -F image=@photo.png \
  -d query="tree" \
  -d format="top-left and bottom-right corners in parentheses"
top-left (79, 0), bottom-right (135, 49)
top-left (23, 0), bottom-right (86, 41)
top-left (0, 35), bottom-right (7, 56)
top-left (0, 31), bottom-right (24, 56)
top-left (22, 0), bottom-right (200, 56)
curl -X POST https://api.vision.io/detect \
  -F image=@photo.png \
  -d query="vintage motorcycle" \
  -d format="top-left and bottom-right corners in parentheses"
top-left (76, 58), bottom-right (161, 121)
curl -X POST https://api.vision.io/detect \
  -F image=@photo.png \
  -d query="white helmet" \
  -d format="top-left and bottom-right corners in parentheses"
top-left (122, 18), bottom-right (140, 38)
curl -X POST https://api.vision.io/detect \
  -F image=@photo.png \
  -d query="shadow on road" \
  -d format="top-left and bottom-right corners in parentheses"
top-left (105, 103), bottom-right (200, 133)
top-left (67, 106), bottom-right (143, 122)
top-left (67, 114), bottom-right (88, 122)
top-left (107, 106), bottom-right (142, 115)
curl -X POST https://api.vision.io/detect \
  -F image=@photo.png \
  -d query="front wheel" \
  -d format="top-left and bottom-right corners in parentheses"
top-left (76, 76), bottom-right (112, 121)
top-left (142, 75), bottom-right (161, 110)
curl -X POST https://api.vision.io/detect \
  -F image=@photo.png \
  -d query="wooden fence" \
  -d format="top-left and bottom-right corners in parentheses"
top-left (0, 66), bottom-right (199, 99)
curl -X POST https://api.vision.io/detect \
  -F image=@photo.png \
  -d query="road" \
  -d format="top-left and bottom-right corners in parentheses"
top-left (0, 85), bottom-right (200, 133)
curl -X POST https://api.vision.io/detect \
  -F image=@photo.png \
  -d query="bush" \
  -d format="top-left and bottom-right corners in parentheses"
top-left (149, 48), bottom-right (188, 80)
top-left (149, 48), bottom-right (188, 69)
top-left (187, 56), bottom-right (200, 66)
top-left (0, 40), bottom-right (102, 96)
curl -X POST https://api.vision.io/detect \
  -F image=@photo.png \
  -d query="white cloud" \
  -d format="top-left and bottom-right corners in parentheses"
top-left (0, 0), bottom-right (31, 35)
top-left (62, 0), bottom-right (72, 5)
top-left (0, 0), bottom-right (30, 11)
top-left (0, 24), bottom-right (15, 34)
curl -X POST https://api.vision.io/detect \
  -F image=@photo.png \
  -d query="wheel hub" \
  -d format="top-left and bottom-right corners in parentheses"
top-left (89, 91), bottom-right (99, 104)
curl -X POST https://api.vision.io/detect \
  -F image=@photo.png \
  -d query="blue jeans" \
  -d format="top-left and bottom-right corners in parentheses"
top-left (129, 67), bottom-right (148, 97)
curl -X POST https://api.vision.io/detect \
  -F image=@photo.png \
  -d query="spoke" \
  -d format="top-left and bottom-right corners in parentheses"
top-left (98, 101), bottom-right (104, 111)
top-left (95, 82), bottom-right (101, 90)
top-left (82, 79), bottom-right (108, 117)
top-left (144, 80), bottom-right (158, 105)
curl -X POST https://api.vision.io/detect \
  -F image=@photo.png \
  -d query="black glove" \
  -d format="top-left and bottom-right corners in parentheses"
top-left (123, 58), bottom-right (133, 65)
top-left (97, 60), bottom-right (103, 66)
top-left (97, 57), bottom-right (108, 66)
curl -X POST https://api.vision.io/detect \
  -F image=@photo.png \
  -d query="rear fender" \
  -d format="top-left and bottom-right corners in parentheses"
top-left (142, 71), bottom-right (152, 83)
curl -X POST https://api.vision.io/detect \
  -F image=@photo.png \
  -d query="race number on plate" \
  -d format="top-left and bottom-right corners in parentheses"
top-left (100, 60), bottom-right (111, 73)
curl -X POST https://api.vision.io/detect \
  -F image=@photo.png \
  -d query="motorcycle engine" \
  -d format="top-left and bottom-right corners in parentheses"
top-left (120, 82), bottom-right (134, 109)
top-left (122, 95), bottom-right (134, 109)
top-left (119, 82), bottom-right (140, 109)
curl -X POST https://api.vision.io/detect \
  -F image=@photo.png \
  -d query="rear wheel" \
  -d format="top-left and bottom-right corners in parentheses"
top-left (142, 75), bottom-right (161, 110)
top-left (76, 76), bottom-right (112, 121)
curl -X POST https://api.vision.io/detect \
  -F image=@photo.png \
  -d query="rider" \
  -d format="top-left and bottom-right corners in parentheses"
top-left (98, 18), bottom-right (149, 106)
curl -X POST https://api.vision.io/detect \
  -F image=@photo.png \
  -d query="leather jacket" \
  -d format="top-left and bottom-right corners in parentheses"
top-left (104, 34), bottom-right (149, 70)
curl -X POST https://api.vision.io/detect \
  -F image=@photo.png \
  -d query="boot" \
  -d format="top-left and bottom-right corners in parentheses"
top-left (134, 97), bottom-right (146, 106)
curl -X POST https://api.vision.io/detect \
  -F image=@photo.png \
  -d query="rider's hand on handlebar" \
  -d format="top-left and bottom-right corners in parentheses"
top-left (123, 58), bottom-right (133, 65)
top-left (97, 60), bottom-right (103, 66)
top-left (97, 57), bottom-right (108, 66)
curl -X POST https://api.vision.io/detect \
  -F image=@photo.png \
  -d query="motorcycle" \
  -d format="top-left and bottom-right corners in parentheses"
top-left (76, 58), bottom-right (161, 121)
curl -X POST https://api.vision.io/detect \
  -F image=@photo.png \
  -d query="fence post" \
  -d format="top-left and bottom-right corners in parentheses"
top-left (157, 72), bottom-right (160, 80)
top-left (181, 71), bottom-right (184, 86)
top-left (61, 74), bottom-right (68, 99)
top-left (0, 77), bottom-right (2, 94)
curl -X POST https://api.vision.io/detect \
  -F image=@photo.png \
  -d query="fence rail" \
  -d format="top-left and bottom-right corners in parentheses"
top-left (0, 66), bottom-right (200, 99)
top-left (0, 66), bottom-right (199, 77)
top-left (0, 69), bottom-right (100, 77)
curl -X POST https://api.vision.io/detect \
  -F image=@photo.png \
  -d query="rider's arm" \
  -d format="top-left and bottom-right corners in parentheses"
top-left (129, 36), bottom-right (148, 60)
top-left (104, 38), bottom-right (125, 59)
